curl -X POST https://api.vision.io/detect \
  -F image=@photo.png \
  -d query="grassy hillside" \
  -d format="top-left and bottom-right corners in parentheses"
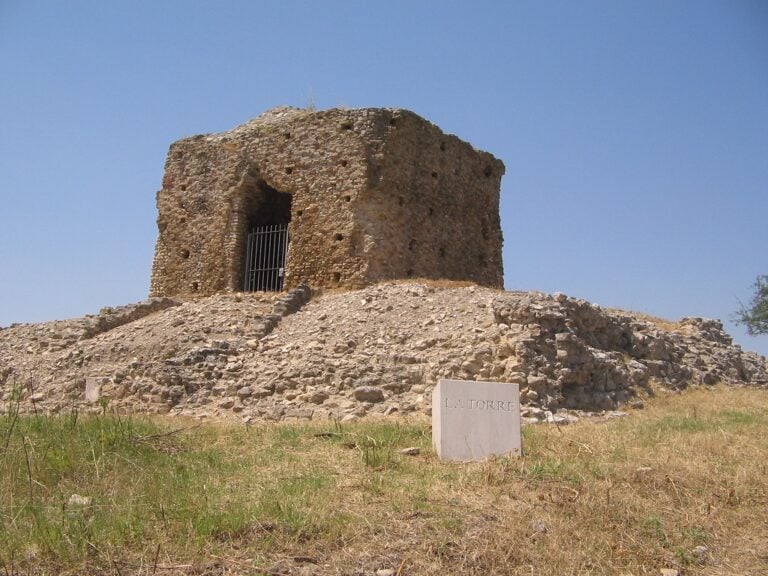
top-left (1, 385), bottom-right (766, 575)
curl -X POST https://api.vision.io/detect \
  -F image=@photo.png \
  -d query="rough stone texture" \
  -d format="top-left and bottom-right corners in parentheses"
top-left (1, 282), bottom-right (765, 422)
top-left (150, 107), bottom-right (505, 297)
top-left (84, 298), bottom-right (181, 338)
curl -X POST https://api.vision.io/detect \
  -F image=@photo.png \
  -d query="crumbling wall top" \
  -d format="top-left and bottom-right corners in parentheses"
top-left (151, 106), bottom-right (505, 297)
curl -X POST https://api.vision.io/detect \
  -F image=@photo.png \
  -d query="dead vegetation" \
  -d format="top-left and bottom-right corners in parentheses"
top-left (1, 385), bottom-right (766, 575)
top-left (607, 307), bottom-right (683, 333)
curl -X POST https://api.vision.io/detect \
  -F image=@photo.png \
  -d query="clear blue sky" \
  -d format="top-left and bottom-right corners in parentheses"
top-left (1, 1), bottom-right (766, 355)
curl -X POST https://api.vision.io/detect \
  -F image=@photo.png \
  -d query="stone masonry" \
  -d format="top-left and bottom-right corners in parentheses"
top-left (149, 107), bottom-right (505, 297)
top-left (2, 282), bottom-right (765, 421)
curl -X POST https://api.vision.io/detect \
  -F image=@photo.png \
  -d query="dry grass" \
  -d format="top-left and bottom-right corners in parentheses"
top-left (386, 277), bottom-right (483, 289)
top-left (1, 386), bottom-right (766, 575)
top-left (318, 277), bottom-right (497, 296)
top-left (607, 308), bottom-right (683, 332)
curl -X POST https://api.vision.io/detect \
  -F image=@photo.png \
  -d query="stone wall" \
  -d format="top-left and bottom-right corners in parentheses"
top-left (149, 107), bottom-right (505, 297)
top-left (3, 283), bottom-right (765, 420)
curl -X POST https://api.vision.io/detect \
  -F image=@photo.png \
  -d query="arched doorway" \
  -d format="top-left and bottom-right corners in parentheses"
top-left (241, 181), bottom-right (292, 292)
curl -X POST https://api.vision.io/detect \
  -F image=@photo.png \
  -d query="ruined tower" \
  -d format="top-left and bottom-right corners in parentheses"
top-left (149, 107), bottom-right (505, 297)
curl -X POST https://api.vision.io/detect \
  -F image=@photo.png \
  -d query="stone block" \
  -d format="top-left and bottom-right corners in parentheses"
top-left (432, 379), bottom-right (521, 461)
top-left (85, 378), bottom-right (101, 403)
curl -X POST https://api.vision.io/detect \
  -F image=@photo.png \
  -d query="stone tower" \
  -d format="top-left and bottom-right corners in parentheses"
top-left (149, 107), bottom-right (505, 297)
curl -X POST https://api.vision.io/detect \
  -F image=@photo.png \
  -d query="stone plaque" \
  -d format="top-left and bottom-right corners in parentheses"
top-left (85, 378), bottom-right (101, 404)
top-left (432, 379), bottom-right (521, 461)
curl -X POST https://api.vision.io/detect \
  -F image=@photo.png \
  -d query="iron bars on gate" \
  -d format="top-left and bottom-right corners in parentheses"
top-left (244, 224), bottom-right (289, 292)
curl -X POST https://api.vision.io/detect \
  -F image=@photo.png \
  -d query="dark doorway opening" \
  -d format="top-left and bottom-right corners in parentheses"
top-left (244, 225), bottom-right (289, 291)
top-left (242, 181), bottom-right (292, 292)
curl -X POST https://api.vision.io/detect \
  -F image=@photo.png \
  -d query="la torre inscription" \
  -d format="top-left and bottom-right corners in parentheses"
top-left (441, 398), bottom-right (518, 412)
top-left (432, 379), bottom-right (522, 461)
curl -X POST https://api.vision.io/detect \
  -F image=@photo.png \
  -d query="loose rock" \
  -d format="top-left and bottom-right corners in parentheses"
top-left (1, 283), bottom-right (765, 424)
top-left (353, 386), bottom-right (385, 403)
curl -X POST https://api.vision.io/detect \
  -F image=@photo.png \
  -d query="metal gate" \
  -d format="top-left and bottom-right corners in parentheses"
top-left (243, 224), bottom-right (289, 292)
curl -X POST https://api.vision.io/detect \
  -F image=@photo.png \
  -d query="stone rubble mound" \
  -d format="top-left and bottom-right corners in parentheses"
top-left (1, 282), bottom-right (765, 422)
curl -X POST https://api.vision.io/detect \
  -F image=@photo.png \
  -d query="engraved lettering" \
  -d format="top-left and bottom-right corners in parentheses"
top-left (444, 397), bottom-right (464, 409)
top-left (443, 396), bottom-right (519, 411)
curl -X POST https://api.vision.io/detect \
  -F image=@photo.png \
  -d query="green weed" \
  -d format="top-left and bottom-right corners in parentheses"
top-left (0, 387), bottom-right (765, 575)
